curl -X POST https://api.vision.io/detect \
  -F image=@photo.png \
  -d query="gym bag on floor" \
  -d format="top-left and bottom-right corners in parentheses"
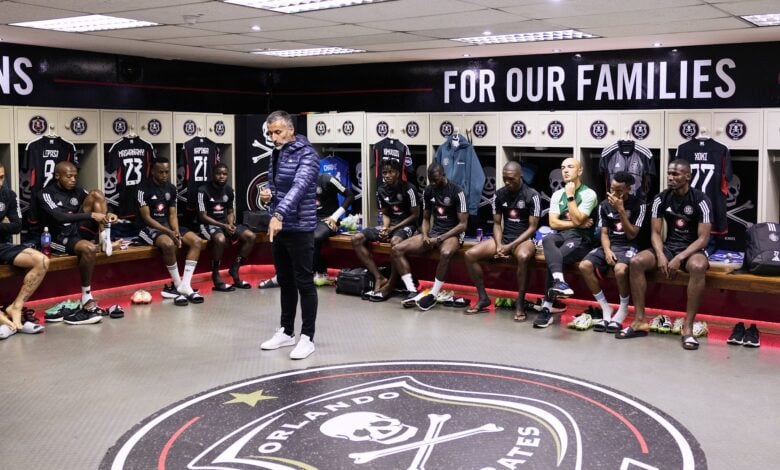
top-left (335, 268), bottom-right (373, 296)
top-left (743, 222), bottom-right (780, 276)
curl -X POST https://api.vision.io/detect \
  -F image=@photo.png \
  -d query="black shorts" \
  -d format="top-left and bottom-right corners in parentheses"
top-left (583, 244), bottom-right (640, 277)
top-left (51, 221), bottom-right (99, 255)
top-left (657, 245), bottom-right (707, 271)
top-left (139, 225), bottom-right (191, 245)
top-left (430, 230), bottom-right (465, 246)
top-left (199, 224), bottom-right (250, 243)
top-left (0, 243), bottom-right (25, 265)
top-left (362, 225), bottom-right (416, 243)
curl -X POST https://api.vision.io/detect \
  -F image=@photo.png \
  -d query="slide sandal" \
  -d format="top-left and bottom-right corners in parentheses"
top-left (0, 324), bottom-right (17, 339)
top-left (682, 335), bottom-right (700, 350)
top-left (615, 326), bottom-right (649, 339)
top-left (232, 280), bottom-right (252, 289)
top-left (20, 321), bottom-right (45, 334)
top-left (258, 278), bottom-right (279, 289)
top-left (214, 283), bottom-right (236, 292)
top-left (464, 299), bottom-right (491, 315)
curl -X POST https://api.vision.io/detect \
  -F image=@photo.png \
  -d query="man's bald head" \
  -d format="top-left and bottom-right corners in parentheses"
top-left (54, 161), bottom-right (77, 176)
top-left (54, 161), bottom-right (79, 190)
top-left (561, 157), bottom-right (582, 184)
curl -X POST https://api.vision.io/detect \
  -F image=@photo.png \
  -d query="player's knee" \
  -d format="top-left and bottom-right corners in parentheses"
top-left (614, 263), bottom-right (628, 278)
top-left (242, 230), bottom-right (256, 243)
top-left (463, 248), bottom-right (477, 263)
top-left (90, 189), bottom-right (105, 201)
top-left (440, 247), bottom-right (455, 259)
top-left (579, 259), bottom-right (593, 274)
top-left (351, 233), bottom-right (365, 247)
top-left (39, 253), bottom-right (50, 271)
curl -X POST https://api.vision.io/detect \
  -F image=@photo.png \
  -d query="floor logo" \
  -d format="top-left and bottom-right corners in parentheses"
top-left (101, 361), bottom-right (706, 469)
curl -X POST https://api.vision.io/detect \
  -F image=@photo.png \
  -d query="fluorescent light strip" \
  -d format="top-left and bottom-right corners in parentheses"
top-left (452, 30), bottom-right (597, 45)
top-left (251, 47), bottom-right (365, 57)
top-left (740, 13), bottom-right (780, 27)
top-left (10, 15), bottom-right (158, 32)
top-left (224, 0), bottom-right (391, 14)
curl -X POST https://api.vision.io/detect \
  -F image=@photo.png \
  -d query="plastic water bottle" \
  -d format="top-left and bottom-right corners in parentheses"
top-left (357, 214), bottom-right (363, 231)
top-left (376, 212), bottom-right (383, 227)
top-left (41, 226), bottom-right (52, 257)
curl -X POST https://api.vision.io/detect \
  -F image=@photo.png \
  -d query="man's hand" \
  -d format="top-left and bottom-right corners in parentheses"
top-left (577, 218), bottom-right (594, 229)
top-left (667, 255), bottom-right (682, 279)
top-left (172, 231), bottom-right (182, 248)
top-left (565, 181), bottom-right (576, 198)
top-left (91, 212), bottom-right (107, 223)
top-left (268, 216), bottom-right (282, 242)
top-left (494, 243), bottom-right (511, 259)
top-left (657, 253), bottom-right (670, 278)
top-left (605, 248), bottom-right (617, 266)
top-left (423, 235), bottom-right (438, 247)
top-left (224, 223), bottom-right (237, 236)
top-left (260, 187), bottom-right (272, 204)
top-left (378, 227), bottom-right (390, 241)
top-left (106, 213), bottom-right (119, 224)
top-left (607, 191), bottom-right (624, 212)
top-left (324, 217), bottom-right (338, 231)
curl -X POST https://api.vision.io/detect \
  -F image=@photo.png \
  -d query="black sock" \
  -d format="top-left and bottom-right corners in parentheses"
top-left (229, 257), bottom-right (243, 280)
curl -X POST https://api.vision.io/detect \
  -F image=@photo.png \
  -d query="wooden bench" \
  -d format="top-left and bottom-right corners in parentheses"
top-left (326, 234), bottom-right (779, 295)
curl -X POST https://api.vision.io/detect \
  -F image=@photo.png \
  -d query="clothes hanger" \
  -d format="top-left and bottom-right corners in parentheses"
top-left (126, 125), bottom-right (138, 138)
top-left (696, 127), bottom-right (710, 139)
top-left (45, 125), bottom-right (58, 138)
top-left (197, 126), bottom-right (206, 139)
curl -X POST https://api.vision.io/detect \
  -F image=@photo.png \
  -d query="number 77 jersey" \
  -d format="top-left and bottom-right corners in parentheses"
top-left (675, 138), bottom-right (732, 235)
top-left (106, 136), bottom-right (156, 221)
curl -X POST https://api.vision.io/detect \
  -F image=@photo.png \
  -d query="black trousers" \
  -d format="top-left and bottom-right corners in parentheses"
top-left (313, 220), bottom-right (337, 274)
top-left (272, 230), bottom-right (318, 340)
top-left (542, 230), bottom-right (593, 300)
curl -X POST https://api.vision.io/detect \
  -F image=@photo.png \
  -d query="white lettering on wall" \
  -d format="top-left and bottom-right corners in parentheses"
top-left (0, 56), bottom-right (34, 96)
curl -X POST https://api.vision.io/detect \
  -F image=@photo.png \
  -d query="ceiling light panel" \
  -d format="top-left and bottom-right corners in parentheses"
top-left (10, 15), bottom-right (159, 32)
top-left (251, 47), bottom-right (366, 57)
top-left (224, 0), bottom-right (393, 14)
top-left (452, 30), bottom-right (596, 44)
top-left (740, 13), bottom-right (780, 27)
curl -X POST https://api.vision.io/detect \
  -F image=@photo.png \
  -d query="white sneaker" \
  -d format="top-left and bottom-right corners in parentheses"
top-left (290, 334), bottom-right (315, 359)
top-left (261, 327), bottom-right (296, 350)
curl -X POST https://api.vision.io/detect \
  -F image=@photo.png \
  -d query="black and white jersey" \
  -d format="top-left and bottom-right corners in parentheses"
top-left (423, 181), bottom-right (467, 234)
top-left (493, 184), bottom-right (541, 242)
top-left (651, 187), bottom-right (712, 252)
top-left (0, 186), bottom-right (22, 243)
top-left (181, 137), bottom-right (221, 210)
top-left (316, 173), bottom-right (352, 219)
top-left (377, 181), bottom-right (418, 227)
top-left (38, 183), bottom-right (90, 238)
top-left (197, 183), bottom-right (234, 224)
top-left (600, 140), bottom-right (655, 202)
top-left (22, 136), bottom-right (78, 193)
top-left (372, 138), bottom-right (415, 186)
top-left (597, 194), bottom-right (646, 246)
top-left (106, 137), bottom-right (156, 219)
top-left (138, 180), bottom-right (176, 225)
top-left (675, 138), bottom-right (732, 235)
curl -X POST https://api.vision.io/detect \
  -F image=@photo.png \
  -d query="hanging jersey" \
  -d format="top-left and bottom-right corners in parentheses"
top-left (197, 183), bottom-right (234, 224)
top-left (549, 184), bottom-right (598, 241)
top-left (600, 140), bottom-right (655, 202)
top-left (316, 173), bottom-right (351, 219)
top-left (597, 194), bottom-right (646, 246)
top-left (320, 156), bottom-right (352, 211)
top-left (138, 181), bottom-right (176, 226)
top-left (0, 187), bottom-right (22, 243)
top-left (675, 138), bottom-right (732, 235)
top-left (494, 184), bottom-right (541, 242)
top-left (373, 138), bottom-right (414, 184)
top-left (181, 137), bottom-right (221, 210)
top-left (39, 184), bottom-right (89, 238)
top-left (377, 181), bottom-right (418, 227)
top-left (652, 187), bottom-right (712, 252)
top-left (22, 136), bottom-right (78, 194)
top-left (107, 137), bottom-right (156, 220)
top-left (423, 181), bottom-right (467, 234)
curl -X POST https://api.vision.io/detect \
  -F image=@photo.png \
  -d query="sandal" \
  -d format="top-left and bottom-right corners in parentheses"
top-left (593, 319), bottom-right (608, 332)
top-left (20, 321), bottom-right (45, 334)
top-left (615, 326), bottom-right (649, 339)
top-left (107, 305), bottom-right (125, 319)
top-left (464, 299), bottom-right (491, 315)
top-left (186, 292), bottom-right (204, 304)
top-left (258, 278), bottom-right (279, 289)
top-left (452, 297), bottom-right (471, 308)
top-left (513, 311), bottom-right (527, 322)
top-left (682, 335), bottom-right (700, 350)
top-left (606, 321), bottom-right (622, 334)
top-left (0, 324), bottom-right (17, 339)
top-left (174, 295), bottom-right (189, 307)
top-left (213, 282), bottom-right (236, 292)
top-left (232, 280), bottom-right (252, 289)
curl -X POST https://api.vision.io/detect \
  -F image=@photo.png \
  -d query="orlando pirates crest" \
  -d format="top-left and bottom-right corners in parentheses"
top-left (342, 120), bottom-right (355, 136)
top-left (147, 119), bottom-right (162, 136)
top-left (511, 120), bottom-right (527, 139)
top-left (547, 120), bottom-right (564, 139)
top-left (439, 120), bottom-right (454, 137)
top-left (405, 121), bottom-right (420, 138)
top-left (631, 120), bottom-right (650, 140)
top-left (183, 119), bottom-right (197, 136)
top-left (213, 120), bottom-right (226, 137)
top-left (376, 121), bottom-right (389, 137)
top-left (315, 121), bottom-right (327, 136)
top-left (69, 117), bottom-right (88, 136)
top-left (725, 119), bottom-right (746, 141)
top-left (472, 120), bottom-right (488, 139)
top-left (28, 115), bottom-right (48, 135)
top-left (112, 118), bottom-right (128, 136)
top-left (679, 119), bottom-right (699, 140)
top-left (590, 120), bottom-right (608, 140)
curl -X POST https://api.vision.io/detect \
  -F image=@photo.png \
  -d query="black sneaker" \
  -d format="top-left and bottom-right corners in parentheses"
top-left (548, 281), bottom-right (573, 299)
top-left (45, 306), bottom-right (75, 323)
top-left (743, 324), bottom-right (760, 348)
top-left (533, 308), bottom-right (554, 328)
top-left (416, 293), bottom-right (437, 311)
top-left (64, 308), bottom-right (102, 325)
top-left (726, 322), bottom-right (745, 345)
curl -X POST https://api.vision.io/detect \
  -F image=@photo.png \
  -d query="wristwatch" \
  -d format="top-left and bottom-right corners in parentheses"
top-left (272, 212), bottom-right (284, 222)
top-left (567, 196), bottom-right (575, 202)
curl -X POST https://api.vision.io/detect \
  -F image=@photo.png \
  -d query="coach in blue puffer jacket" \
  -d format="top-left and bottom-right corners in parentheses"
top-left (259, 110), bottom-right (321, 360)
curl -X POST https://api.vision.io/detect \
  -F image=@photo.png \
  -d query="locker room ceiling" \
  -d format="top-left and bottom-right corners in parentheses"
top-left (0, 0), bottom-right (778, 68)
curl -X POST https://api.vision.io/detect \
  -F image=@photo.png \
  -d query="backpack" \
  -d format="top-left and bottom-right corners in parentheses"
top-left (335, 268), bottom-right (374, 296)
top-left (743, 222), bottom-right (780, 276)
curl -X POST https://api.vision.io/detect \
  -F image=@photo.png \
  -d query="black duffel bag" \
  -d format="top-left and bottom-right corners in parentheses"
top-left (743, 222), bottom-right (780, 276)
top-left (242, 210), bottom-right (270, 232)
top-left (335, 268), bottom-right (374, 296)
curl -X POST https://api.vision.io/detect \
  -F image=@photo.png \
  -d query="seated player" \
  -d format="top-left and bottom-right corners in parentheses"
top-left (534, 157), bottom-right (598, 328)
top-left (353, 161), bottom-right (418, 296)
top-left (623, 159), bottom-right (712, 350)
top-left (137, 157), bottom-right (204, 306)
top-left (372, 162), bottom-right (467, 311)
top-left (463, 161), bottom-right (540, 319)
top-left (0, 162), bottom-right (49, 336)
top-left (579, 171), bottom-right (646, 333)
top-left (39, 161), bottom-right (116, 325)
top-left (198, 163), bottom-right (256, 291)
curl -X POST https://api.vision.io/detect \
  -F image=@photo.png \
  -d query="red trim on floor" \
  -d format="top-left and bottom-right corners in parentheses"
top-left (158, 416), bottom-right (201, 470)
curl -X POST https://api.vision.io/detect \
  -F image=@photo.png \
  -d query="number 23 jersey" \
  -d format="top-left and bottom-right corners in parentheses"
top-left (106, 137), bottom-right (156, 220)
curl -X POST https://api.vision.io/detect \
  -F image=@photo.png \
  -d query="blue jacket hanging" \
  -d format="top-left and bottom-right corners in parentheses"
top-left (434, 134), bottom-right (485, 216)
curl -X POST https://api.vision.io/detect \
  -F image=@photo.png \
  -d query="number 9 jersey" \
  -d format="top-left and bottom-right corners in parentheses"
top-left (106, 136), bottom-right (156, 221)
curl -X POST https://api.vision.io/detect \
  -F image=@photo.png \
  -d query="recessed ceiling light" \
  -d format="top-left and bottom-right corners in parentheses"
top-left (225, 0), bottom-right (392, 13)
top-left (482, 30), bottom-right (491, 35)
top-left (251, 25), bottom-right (261, 31)
top-left (741, 13), bottom-right (780, 26)
top-left (251, 47), bottom-right (366, 57)
top-left (452, 30), bottom-right (597, 45)
top-left (653, 42), bottom-right (663, 47)
top-left (574, 53), bottom-right (582, 58)
top-left (10, 15), bottom-right (158, 32)
top-left (463, 53), bottom-right (470, 57)
top-left (552, 48), bottom-right (561, 53)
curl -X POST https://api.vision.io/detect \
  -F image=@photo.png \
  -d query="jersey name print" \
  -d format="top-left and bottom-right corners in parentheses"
top-left (181, 137), bottom-right (221, 210)
top-left (675, 138), bottom-right (732, 235)
top-left (106, 137), bottom-right (156, 220)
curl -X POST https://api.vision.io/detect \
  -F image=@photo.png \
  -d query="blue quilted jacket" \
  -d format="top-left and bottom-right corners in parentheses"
top-left (268, 135), bottom-right (320, 232)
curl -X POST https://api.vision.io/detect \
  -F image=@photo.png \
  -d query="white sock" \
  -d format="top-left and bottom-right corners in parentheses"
top-left (613, 295), bottom-right (630, 323)
top-left (431, 279), bottom-right (444, 296)
top-left (81, 286), bottom-right (92, 305)
top-left (102, 224), bottom-right (112, 257)
top-left (593, 291), bottom-right (613, 321)
top-left (552, 272), bottom-right (564, 282)
top-left (542, 300), bottom-right (553, 311)
top-left (167, 263), bottom-right (181, 288)
top-left (401, 273), bottom-right (416, 292)
top-left (178, 260), bottom-right (197, 294)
